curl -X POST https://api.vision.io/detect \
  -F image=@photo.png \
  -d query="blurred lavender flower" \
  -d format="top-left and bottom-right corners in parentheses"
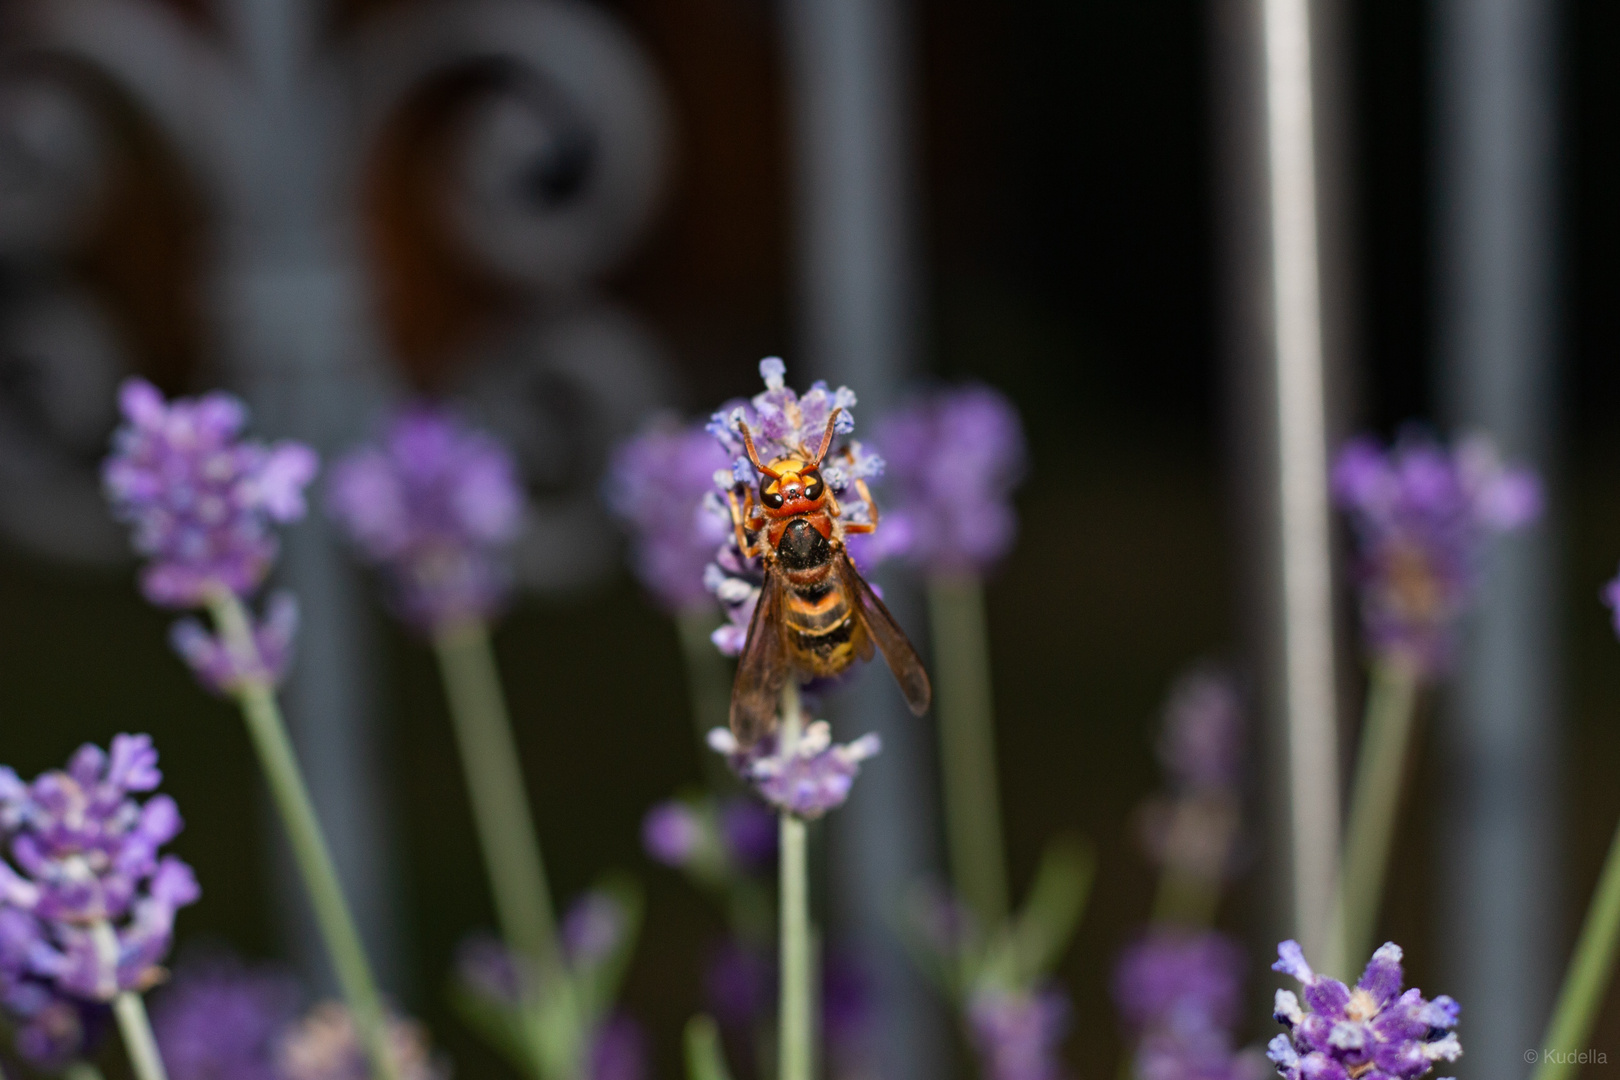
top-left (868, 384), bottom-right (1027, 574)
top-left (1332, 432), bottom-right (1541, 675)
top-left (718, 797), bottom-right (777, 870)
top-left (1601, 567), bottom-right (1620, 638)
top-left (703, 359), bottom-right (887, 656)
top-left (277, 1001), bottom-right (446, 1080)
top-left (968, 986), bottom-right (1071, 1080)
top-left (703, 939), bottom-right (771, 1032)
top-left (707, 722), bottom-right (881, 819)
top-left (327, 406), bottom-right (526, 632)
top-left (453, 935), bottom-right (532, 1008)
top-left (169, 591), bottom-right (300, 695)
top-left (561, 891), bottom-right (629, 970)
top-left (1158, 669), bottom-right (1245, 796)
top-left (1268, 940), bottom-right (1460, 1080)
top-left (1136, 1030), bottom-right (1268, 1080)
top-left (641, 801), bottom-right (704, 868)
top-left (588, 1014), bottom-right (647, 1080)
top-left (1114, 930), bottom-right (1246, 1034)
top-left (103, 378), bottom-right (318, 609)
top-left (606, 421), bottom-right (733, 612)
top-left (0, 734), bottom-right (200, 1002)
top-left (0, 903), bottom-right (108, 1069)
top-left (823, 951), bottom-right (878, 1079)
top-left (151, 956), bottom-right (302, 1080)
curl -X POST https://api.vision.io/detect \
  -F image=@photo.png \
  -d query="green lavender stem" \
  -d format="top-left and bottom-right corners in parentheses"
top-left (1534, 814), bottom-right (1620, 1080)
top-left (63, 1063), bottom-right (105, 1080)
top-left (91, 922), bottom-right (168, 1080)
top-left (432, 620), bottom-right (580, 1080)
top-left (432, 621), bottom-right (563, 970)
top-left (1322, 659), bottom-right (1419, 978)
top-left (928, 573), bottom-right (1011, 929)
top-left (683, 1015), bottom-right (735, 1080)
top-left (778, 682), bottom-right (812, 1080)
top-left (208, 593), bottom-right (399, 1080)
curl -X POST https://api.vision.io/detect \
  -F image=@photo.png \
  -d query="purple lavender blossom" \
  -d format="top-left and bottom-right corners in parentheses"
top-left (1136, 1029), bottom-right (1268, 1080)
top-left (589, 1013), bottom-right (647, 1080)
top-left (327, 406), bottom-right (526, 632)
top-left (968, 986), bottom-right (1071, 1080)
top-left (1602, 567), bottom-right (1620, 639)
top-left (867, 384), bottom-right (1027, 575)
top-left (606, 421), bottom-right (733, 612)
top-left (1269, 940), bottom-right (1460, 1080)
top-left (1114, 930), bottom-right (1246, 1034)
top-left (703, 359), bottom-right (887, 656)
top-left (103, 378), bottom-right (319, 609)
top-left (277, 1001), bottom-right (446, 1080)
top-left (151, 957), bottom-right (302, 1080)
top-left (454, 934), bottom-right (533, 1007)
top-left (718, 797), bottom-right (777, 870)
top-left (169, 591), bottom-right (299, 695)
top-left (707, 722), bottom-right (881, 819)
top-left (0, 735), bottom-right (200, 1002)
top-left (1332, 432), bottom-right (1540, 675)
top-left (1158, 668), bottom-right (1245, 795)
top-left (703, 939), bottom-right (771, 1031)
top-left (641, 801), bottom-right (704, 867)
top-left (561, 890), bottom-right (629, 969)
top-left (0, 903), bottom-right (108, 1070)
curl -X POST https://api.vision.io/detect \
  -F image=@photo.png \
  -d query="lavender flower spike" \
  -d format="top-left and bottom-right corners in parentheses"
top-left (708, 722), bottom-right (881, 819)
top-left (278, 1001), bottom-right (447, 1080)
top-left (606, 420), bottom-right (732, 612)
top-left (968, 986), bottom-right (1072, 1080)
top-left (869, 384), bottom-right (1027, 574)
top-left (0, 734), bottom-right (200, 1003)
top-left (703, 358), bottom-right (889, 657)
top-left (170, 591), bottom-right (300, 695)
top-left (1269, 940), bottom-right (1460, 1080)
top-left (1332, 431), bottom-right (1540, 675)
top-left (151, 956), bottom-right (301, 1080)
top-left (103, 377), bottom-right (318, 609)
top-left (327, 405), bottom-right (526, 632)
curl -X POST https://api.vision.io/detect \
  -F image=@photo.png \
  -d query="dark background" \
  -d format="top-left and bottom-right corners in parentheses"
top-left (2, 0), bottom-right (1619, 1076)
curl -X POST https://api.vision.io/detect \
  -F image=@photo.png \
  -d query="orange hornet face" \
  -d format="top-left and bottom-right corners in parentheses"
top-left (758, 457), bottom-right (828, 519)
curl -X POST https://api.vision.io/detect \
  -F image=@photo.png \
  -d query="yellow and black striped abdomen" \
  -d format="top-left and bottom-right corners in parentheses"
top-left (784, 582), bottom-right (865, 677)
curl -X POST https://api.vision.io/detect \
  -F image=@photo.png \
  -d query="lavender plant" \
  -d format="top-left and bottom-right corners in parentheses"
top-left (0, 735), bottom-right (200, 1080)
top-left (606, 421), bottom-right (735, 747)
top-left (1325, 432), bottom-right (1540, 976)
top-left (694, 359), bottom-right (899, 1080)
top-left (874, 384), bottom-right (1025, 929)
top-left (327, 405), bottom-right (632, 1080)
top-left (149, 957), bottom-right (449, 1080)
top-left (1112, 667), bottom-right (1260, 1080)
top-left (1137, 668), bottom-right (1246, 927)
top-left (101, 379), bottom-right (399, 1080)
top-left (1115, 931), bottom-right (1263, 1080)
top-left (870, 385), bottom-right (1098, 1078)
top-left (1267, 940), bottom-right (1460, 1080)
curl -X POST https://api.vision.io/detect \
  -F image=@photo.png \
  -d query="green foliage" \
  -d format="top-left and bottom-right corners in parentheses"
top-left (683, 1015), bottom-right (735, 1080)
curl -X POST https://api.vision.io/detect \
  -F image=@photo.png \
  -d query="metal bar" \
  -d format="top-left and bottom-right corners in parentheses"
top-left (1258, 0), bottom-right (1342, 961)
top-left (776, 0), bottom-right (946, 1075)
top-left (1433, 0), bottom-right (1562, 1072)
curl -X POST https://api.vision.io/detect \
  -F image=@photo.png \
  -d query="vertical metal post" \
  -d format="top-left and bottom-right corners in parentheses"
top-left (1433, 0), bottom-right (1561, 1072)
top-left (777, 0), bottom-right (946, 1075)
top-left (215, 0), bottom-right (405, 995)
top-left (1212, 0), bottom-right (1343, 963)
